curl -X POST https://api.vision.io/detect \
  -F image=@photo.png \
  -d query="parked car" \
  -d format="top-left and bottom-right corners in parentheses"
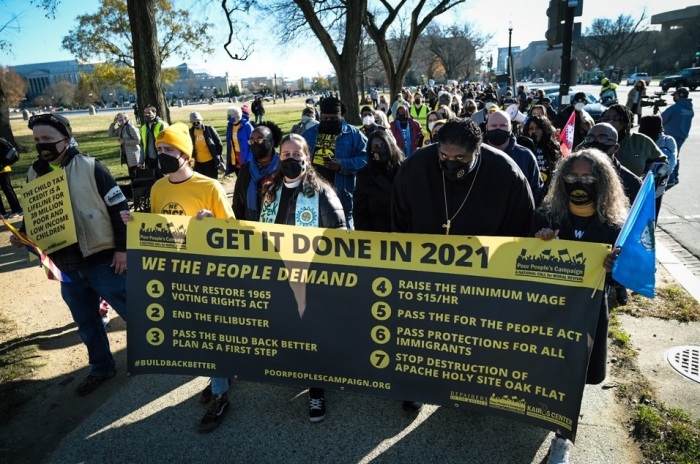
top-left (660, 68), bottom-right (700, 92)
top-left (532, 77), bottom-right (545, 84)
top-left (537, 86), bottom-right (608, 122)
top-left (626, 72), bottom-right (651, 86)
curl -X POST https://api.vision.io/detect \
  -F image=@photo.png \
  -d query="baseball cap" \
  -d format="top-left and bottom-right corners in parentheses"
top-left (189, 112), bottom-right (202, 122)
top-left (673, 87), bottom-right (689, 98)
top-left (28, 113), bottom-right (72, 138)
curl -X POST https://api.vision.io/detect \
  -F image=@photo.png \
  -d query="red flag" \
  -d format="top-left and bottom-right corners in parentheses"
top-left (559, 110), bottom-right (576, 157)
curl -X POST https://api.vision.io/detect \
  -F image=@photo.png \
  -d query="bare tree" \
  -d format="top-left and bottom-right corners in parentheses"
top-left (425, 23), bottom-right (490, 81)
top-left (221, 0), bottom-right (255, 61)
top-left (363, 0), bottom-right (465, 100)
top-left (268, 0), bottom-right (367, 124)
top-left (575, 13), bottom-right (649, 70)
top-left (357, 29), bottom-right (383, 100)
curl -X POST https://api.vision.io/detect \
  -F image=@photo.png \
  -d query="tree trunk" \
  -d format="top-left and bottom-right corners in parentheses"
top-left (0, 79), bottom-right (18, 147)
top-left (293, 0), bottom-right (365, 125)
top-left (126, 0), bottom-right (170, 124)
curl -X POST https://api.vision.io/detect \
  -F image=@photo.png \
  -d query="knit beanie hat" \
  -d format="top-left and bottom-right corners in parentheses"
top-left (156, 122), bottom-right (193, 157)
top-left (320, 97), bottom-right (343, 115)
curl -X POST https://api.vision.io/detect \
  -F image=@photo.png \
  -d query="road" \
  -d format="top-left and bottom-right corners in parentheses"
top-left (532, 83), bottom-right (700, 262)
top-left (609, 83), bottom-right (700, 261)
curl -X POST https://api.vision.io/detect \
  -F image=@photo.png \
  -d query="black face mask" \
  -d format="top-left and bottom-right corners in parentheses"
top-left (415, 99), bottom-right (422, 105)
top-left (371, 148), bottom-right (390, 164)
top-left (250, 141), bottom-right (272, 160)
top-left (192, 122), bottom-right (202, 128)
top-left (440, 159), bottom-right (469, 182)
top-left (486, 129), bottom-right (510, 146)
top-left (36, 139), bottom-right (67, 162)
top-left (564, 182), bottom-right (597, 205)
top-left (582, 141), bottom-right (614, 156)
top-left (157, 153), bottom-right (184, 174)
top-left (280, 158), bottom-right (305, 179)
top-left (397, 114), bottom-right (408, 123)
top-left (318, 120), bottom-right (342, 134)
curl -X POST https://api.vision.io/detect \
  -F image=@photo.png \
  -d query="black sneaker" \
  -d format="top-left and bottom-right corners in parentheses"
top-left (200, 379), bottom-right (231, 404)
top-left (308, 391), bottom-right (326, 422)
top-left (615, 286), bottom-right (628, 305)
top-left (200, 381), bottom-right (213, 404)
top-left (76, 370), bottom-right (117, 396)
top-left (198, 393), bottom-right (229, 433)
top-left (402, 400), bottom-right (424, 413)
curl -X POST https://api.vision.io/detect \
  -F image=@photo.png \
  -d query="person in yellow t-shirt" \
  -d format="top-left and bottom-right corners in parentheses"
top-left (0, 138), bottom-right (22, 218)
top-left (120, 122), bottom-right (234, 434)
top-left (188, 112), bottom-right (223, 179)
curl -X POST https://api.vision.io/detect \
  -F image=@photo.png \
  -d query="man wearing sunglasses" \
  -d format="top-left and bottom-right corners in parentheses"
top-left (576, 123), bottom-right (642, 204)
top-left (9, 113), bottom-right (129, 396)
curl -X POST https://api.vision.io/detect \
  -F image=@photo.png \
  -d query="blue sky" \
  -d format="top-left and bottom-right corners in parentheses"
top-left (0, 0), bottom-right (692, 80)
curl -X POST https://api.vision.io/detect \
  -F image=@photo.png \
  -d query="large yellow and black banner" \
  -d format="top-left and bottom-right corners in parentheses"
top-left (126, 213), bottom-right (609, 441)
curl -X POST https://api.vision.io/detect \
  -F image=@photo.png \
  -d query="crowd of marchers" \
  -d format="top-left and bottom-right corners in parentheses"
top-left (1, 76), bottom-right (694, 464)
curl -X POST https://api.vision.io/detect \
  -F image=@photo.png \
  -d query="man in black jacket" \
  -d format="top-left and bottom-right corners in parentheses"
top-left (189, 112), bottom-right (223, 179)
top-left (576, 123), bottom-right (642, 204)
top-left (9, 113), bottom-right (129, 396)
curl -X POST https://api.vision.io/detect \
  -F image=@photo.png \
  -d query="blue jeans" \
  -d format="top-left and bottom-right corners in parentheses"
top-left (211, 377), bottom-right (229, 396)
top-left (61, 262), bottom-right (127, 376)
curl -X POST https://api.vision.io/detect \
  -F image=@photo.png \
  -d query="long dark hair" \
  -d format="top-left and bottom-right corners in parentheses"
top-left (527, 115), bottom-right (562, 164)
top-left (367, 130), bottom-right (404, 172)
top-left (543, 149), bottom-right (628, 226)
top-left (263, 133), bottom-right (332, 201)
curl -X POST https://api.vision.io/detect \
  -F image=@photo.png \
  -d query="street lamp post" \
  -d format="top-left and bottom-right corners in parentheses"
top-left (507, 22), bottom-right (513, 86)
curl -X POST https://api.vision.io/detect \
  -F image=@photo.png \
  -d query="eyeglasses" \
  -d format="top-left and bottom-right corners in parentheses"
top-left (563, 174), bottom-right (597, 185)
top-left (583, 134), bottom-right (616, 144)
top-left (248, 138), bottom-right (268, 145)
top-left (600, 116), bottom-right (620, 123)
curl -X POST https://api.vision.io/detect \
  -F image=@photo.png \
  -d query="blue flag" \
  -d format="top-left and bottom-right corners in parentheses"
top-left (612, 173), bottom-right (656, 298)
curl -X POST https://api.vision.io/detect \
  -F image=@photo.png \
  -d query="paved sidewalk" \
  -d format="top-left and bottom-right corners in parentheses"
top-left (48, 373), bottom-right (641, 464)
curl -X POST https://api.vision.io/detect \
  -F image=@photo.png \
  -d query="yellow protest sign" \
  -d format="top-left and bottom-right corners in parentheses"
top-left (19, 168), bottom-right (77, 254)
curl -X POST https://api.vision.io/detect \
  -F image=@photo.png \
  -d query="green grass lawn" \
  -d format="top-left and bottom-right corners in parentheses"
top-left (6, 100), bottom-right (307, 190)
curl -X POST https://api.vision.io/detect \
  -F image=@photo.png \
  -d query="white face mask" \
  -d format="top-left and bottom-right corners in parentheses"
top-left (428, 121), bottom-right (436, 131)
top-left (362, 115), bottom-right (374, 126)
top-left (575, 102), bottom-right (585, 111)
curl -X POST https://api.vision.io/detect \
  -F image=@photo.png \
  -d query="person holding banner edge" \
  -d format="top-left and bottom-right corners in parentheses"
top-left (120, 122), bottom-right (235, 433)
top-left (532, 148), bottom-right (627, 464)
top-left (9, 113), bottom-right (129, 396)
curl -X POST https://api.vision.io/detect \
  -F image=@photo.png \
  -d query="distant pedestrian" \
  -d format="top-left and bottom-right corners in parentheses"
top-left (188, 112), bottom-right (223, 179)
top-left (661, 87), bottom-right (694, 188)
top-left (252, 96), bottom-right (265, 124)
top-left (0, 138), bottom-right (22, 218)
top-left (108, 112), bottom-right (142, 178)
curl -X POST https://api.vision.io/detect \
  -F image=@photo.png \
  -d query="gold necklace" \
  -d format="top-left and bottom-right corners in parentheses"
top-left (442, 156), bottom-right (481, 235)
